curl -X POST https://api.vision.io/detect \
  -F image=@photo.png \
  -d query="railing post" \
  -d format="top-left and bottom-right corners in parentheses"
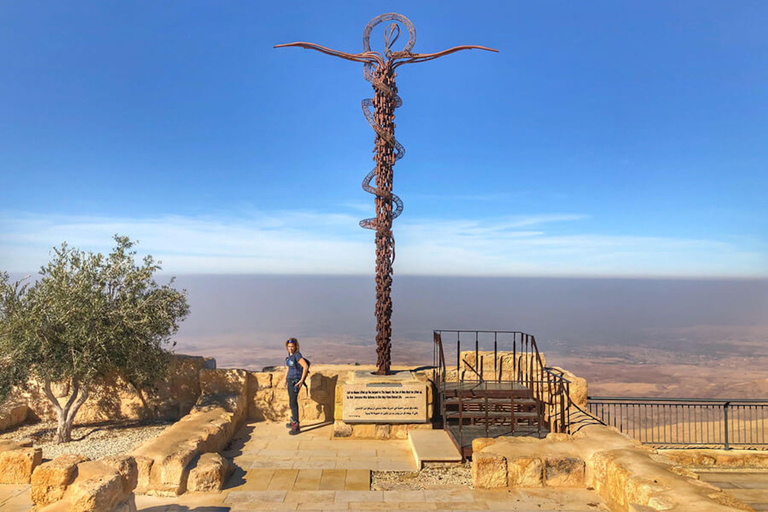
top-left (724, 401), bottom-right (730, 450)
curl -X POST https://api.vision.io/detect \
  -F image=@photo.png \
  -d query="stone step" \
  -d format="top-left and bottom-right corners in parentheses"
top-left (408, 429), bottom-right (462, 468)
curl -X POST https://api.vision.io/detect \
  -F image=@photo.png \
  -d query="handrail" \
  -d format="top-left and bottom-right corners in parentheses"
top-left (588, 396), bottom-right (768, 449)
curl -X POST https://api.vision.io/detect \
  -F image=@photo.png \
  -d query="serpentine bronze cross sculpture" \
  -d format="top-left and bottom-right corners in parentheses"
top-left (277, 13), bottom-right (496, 375)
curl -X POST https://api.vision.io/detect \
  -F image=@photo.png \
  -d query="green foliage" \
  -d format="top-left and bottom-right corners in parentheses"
top-left (0, 235), bottom-right (190, 406)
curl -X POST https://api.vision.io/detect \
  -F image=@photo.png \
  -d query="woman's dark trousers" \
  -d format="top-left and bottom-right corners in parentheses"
top-left (288, 378), bottom-right (300, 424)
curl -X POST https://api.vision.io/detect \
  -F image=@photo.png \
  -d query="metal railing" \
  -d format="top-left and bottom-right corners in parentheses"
top-left (433, 330), bottom-right (572, 434)
top-left (587, 397), bottom-right (768, 449)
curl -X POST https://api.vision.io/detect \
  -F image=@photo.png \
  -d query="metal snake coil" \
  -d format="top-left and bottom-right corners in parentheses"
top-left (357, 14), bottom-right (414, 231)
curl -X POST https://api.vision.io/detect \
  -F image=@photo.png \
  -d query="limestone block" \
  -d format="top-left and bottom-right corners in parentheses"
top-left (100, 455), bottom-right (138, 494)
top-left (646, 495), bottom-right (675, 511)
top-left (31, 454), bottom-right (89, 505)
top-left (350, 424), bottom-right (376, 439)
top-left (0, 445), bottom-right (42, 483)
top-left (200, 368), bottom-right (248, 399)
top-left (251, 388), bottom-right (290, 421)
top-left (158, 446), bottom-right (198, 495)
top-left (472, 438), bottom-right (497, 453)
top-left (332, 420), bottom-right (353, 438)
top-left (472, 453), bottom-right (508, 489)
top-left (0, 403), bottom-right (29, 432)
top-left (187, 452), bottom-right (233, 493)
top-left (132, 455), bottom-right (154, 494)
top-left (544, 456), bottom-right (584, 487)
top-left (67, 460), bottom-right (127, 512)
top-left (507, 457), bottom-right (543, 487)
top-left (250, 371), bottom-right (273, 391)
top-left (299, 397), bottom-right (324, 422)
top-left (625, 476), bottom-right (665, 508)
top-left (375, 424), bottom-right (392, 440)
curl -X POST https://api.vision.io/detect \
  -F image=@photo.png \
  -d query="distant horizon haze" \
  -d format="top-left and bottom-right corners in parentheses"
top-left (166, 275), bottom-right (768, 371)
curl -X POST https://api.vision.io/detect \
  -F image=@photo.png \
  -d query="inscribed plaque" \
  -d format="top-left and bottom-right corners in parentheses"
top-left (342, 382), bottom-right (427, 423)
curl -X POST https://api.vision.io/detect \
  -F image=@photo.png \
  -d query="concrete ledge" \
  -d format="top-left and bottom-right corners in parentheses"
top-left (408, 429), bottom-right (461, 468)
top-left (660, 449), bottom-right (768, 469)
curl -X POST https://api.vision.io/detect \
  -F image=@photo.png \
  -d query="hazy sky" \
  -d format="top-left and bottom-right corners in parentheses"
top-left (1, 1), bottom-right (766, 277)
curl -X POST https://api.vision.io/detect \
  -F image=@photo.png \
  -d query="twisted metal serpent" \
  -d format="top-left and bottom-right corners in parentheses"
top-left (276, 14), bottom-right (496, 375)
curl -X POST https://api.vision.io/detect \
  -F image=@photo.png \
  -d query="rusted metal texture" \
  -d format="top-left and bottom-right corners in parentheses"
top-left (277, 14), bottom-right (497, 375)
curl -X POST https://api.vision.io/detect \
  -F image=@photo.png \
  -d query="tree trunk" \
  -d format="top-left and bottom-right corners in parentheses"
top-left (43, 379), bottom-right (90, 444)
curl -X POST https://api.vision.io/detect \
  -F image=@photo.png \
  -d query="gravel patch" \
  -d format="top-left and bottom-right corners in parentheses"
top-left (372, 461), bottom-right (472, 490)
top-left (0, 420), bottom-right (172, 461)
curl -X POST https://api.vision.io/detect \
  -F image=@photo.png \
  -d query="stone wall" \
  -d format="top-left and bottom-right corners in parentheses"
top-left (1, 355), bottom-right (215, 430)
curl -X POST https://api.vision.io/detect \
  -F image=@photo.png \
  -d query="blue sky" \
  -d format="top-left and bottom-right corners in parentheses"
top-left (1, 0), bottom-right (766, 277)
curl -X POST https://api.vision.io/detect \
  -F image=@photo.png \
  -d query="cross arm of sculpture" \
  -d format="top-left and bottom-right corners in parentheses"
top-left (275, 13), bottom-right (496, 376)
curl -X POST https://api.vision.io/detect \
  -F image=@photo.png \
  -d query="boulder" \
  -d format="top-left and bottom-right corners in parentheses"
top-left (31, 454), bottom-right (89, 505)
top-left (187, 452), bottom-right (233, 493)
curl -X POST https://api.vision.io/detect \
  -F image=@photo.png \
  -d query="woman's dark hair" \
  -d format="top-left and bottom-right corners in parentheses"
top-left (285, 337), bottom-right (300, 351)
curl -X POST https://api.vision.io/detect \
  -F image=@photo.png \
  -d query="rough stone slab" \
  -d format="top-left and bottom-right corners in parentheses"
top-left (408, 429), bottom-right (461, 468)
top-left (188, 452), bottom-right (233, 493)
top-left (0, 445), bottom-right (42, 484)
top-left (30, 453), bottom-right (89, 505)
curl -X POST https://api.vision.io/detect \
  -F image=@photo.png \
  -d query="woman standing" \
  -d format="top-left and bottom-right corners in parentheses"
top-left (285, 337), bottom-right (309, 435)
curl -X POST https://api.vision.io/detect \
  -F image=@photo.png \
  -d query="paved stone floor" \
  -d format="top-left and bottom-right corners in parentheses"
top-left (0, 421), bottom-right (613, 511)
top-left (696, 469), bottom-right (768, 512)
top-left (134, 422), bottom-right (611, 512)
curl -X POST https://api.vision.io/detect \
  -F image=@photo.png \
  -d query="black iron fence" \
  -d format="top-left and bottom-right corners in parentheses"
top-left (587, 397), bottom-right (768, 449)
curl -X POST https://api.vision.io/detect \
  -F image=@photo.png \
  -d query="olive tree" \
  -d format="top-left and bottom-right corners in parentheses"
top-left (0, 235), bottom-right (189, 443)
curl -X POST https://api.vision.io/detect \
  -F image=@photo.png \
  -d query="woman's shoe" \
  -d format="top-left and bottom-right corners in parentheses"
top-left (289, 423), bottom-right (301, 436)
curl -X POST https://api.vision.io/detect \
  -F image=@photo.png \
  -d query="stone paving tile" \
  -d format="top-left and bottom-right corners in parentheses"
top-left (292, 459), bottom-right (336, 469)
top-left (268, 469), bottom-right (300, 490)
top-left (231, 503), bottom-right (298, 511)
top-left (0, 484), bottom-right (33, 512)
top-left (344, 469), bottom-right (371, 491)
top-left (334, 490), bottom-right (385, 502)
top-left (231, 469), bottom-right (276, 491)
top-left (225, 490), bottom-right (288, 504)
top-left (423, 489), bottom-right (474, 502)
top-left (382, 490), bottom-right (426, 502)
top-left (284, 490), bottom-right (336, 503)
top-left (293, 469), bottom-right (324, 491)
top-left (335, 459), bottom-right (379, 470)
top-left (318, 469), bottom-right (347, 491)
top-left (396, 502), bottom-right (439, 510)
top-left (295, 502), bottom-right (349, 511)
top-left (252, 459), bottom-right (296, 469)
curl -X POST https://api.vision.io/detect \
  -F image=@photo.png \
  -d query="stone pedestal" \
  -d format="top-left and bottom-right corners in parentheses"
top-left (333, 370), bottom-right (433, 439)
